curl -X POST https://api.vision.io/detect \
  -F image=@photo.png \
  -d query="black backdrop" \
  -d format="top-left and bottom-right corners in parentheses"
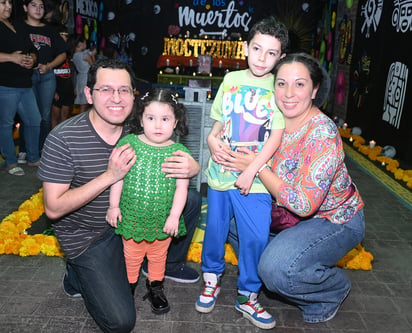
top-left (347, 0), bottom-right (412, 163)
top-left (97, 0), bottom-right (324, 82)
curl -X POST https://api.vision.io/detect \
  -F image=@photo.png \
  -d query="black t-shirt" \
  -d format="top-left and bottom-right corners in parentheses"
top-left (0, 21), bottom-right (37, 88)
top-left (14, 20), bottom-right (67, 65)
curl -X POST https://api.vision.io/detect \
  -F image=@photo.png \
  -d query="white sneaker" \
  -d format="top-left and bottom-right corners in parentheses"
top-left (195, 272), bottom-right (221, 313)
top-left (235, 292), bottom-right (276, 329)
top-left (17, 152), bottom-right (27, 164)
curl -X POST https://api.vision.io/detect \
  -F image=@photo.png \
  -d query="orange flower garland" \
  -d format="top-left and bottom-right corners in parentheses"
top-left (0, 189), bottom-right (64, 257)
top-left (336, 244), bottom-right (374, 270)
top-left (187, 242), bottom-right (238, 266)
top-left (339, 128), bottom-right (412, 189)
top-left (2, 189), bottom-right (373, 270)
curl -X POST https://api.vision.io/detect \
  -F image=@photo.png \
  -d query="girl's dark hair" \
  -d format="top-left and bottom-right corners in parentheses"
top-left (23, 0), bottom-right (46, 10)
top-left (128, 88), bottom-right (188, 137)
top-left (272, 52), bottom-right (330, 106)
top-left (67, 34), bottom-right (85, 58)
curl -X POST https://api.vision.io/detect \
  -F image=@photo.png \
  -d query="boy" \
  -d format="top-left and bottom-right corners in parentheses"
top-left (195, 17), bottom-right (289, 330)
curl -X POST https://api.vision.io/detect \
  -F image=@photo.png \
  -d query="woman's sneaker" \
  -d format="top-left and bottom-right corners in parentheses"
top-left (235, 293), bottom-right (276, 329)
top-left (17, 152), bottom-right (27, 164)
top-left (195, 272), bottom-right (221, 313)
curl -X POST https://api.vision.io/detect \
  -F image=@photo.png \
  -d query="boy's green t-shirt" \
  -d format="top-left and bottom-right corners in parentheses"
top-left (206, 69), bottom-right (285, 192)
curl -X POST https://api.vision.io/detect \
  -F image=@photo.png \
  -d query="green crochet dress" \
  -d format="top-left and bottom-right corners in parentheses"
top-left (115, 134), bottom-right (189, 242)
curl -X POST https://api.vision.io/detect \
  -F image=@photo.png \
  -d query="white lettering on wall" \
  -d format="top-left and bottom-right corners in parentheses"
top-left (392, 0), bottom-right (412, 32)
top-left (360, 0), bottom-right (383, 38)
top-left (76, 0), bottom-right (98, 19)
top-left (382, 61), bottom-right (408, 129)
top-left (178, 1), bottom-right (252, 33)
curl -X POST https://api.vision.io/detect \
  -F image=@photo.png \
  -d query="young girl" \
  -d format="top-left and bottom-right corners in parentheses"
top-left (70, 34), bottom-right (96, 113)
top-left (106, 88), bottom-right (190, 315)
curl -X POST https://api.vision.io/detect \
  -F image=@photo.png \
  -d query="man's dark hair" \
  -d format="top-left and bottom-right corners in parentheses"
top-left (87, 58), bottom-right (136, 90)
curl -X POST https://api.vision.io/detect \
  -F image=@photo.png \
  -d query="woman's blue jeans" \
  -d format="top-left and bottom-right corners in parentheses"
top-left (0, 86), bottom-right (41, 166)
top-left (228, 209), bottom-right (365, 323)
top-left (65, 228), bottom-right (136, 333)
top-left (258, 210), bottom-right (365, 322)
top-left (32, 70), bottom-right (56, 149)
top-left (20, 70), bottom-right (56, 152)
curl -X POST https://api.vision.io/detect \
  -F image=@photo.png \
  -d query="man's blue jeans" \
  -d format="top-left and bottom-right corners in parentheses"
top-left (0, 86), bottom-right (41, 166)
top-left (229, 209), bottom-right (365, 323)
top-left (66, 228), bottom-right (136, 333)
top-left (166, 189), bottom-right (202, 272)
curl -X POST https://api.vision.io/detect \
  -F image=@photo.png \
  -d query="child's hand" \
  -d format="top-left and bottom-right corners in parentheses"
top-left (235, 169), bottom-right (255, 195)
top-left (207, 135), bottom-right (230, 164)
top-left (163, 215), bottom-right (179, 237)
top-left (106, 207), bottom-right (121, 228)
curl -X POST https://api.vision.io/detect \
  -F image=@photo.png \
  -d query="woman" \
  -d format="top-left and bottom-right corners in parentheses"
top-left (0, 0), bottom-right (41, 176)
top-left (16, 0), bottom-right (67, 158)
top-left (223, 53), bottom-right (365, 323)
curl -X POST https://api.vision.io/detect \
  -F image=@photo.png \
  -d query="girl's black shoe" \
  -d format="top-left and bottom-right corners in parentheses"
top-left (143, 279), bottom-right (170, 314)
top-left (130, 282), bottom-right (137, 296)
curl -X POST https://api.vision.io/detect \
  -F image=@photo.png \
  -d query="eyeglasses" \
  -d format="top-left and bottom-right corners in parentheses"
top-left (92, 86), bottom-right (134, 97)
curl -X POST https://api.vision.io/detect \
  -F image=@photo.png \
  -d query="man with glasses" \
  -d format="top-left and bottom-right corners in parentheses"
top-left (38, 58), bottom-right (201, 332)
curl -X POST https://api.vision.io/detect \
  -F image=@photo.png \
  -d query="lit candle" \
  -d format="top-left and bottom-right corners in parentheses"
top-left (193, 72), bottom-right (196, 76)
top-left (381, 161), bottom-right (385, 166)
top-left (209, 72), bottom-right (212, 77)
top-left (159, 70), bottom-right (163, 75)
top-left (189, 59), bottom-right (193, 67)
top-left (166, 58), bottom-right (170, 66)
top-left (218, 60), bottom-right (222, 68)
top-left (342, 123), bottom-right (348, 129)
top-left (369, 140), bottom-right (376, 148)
top-left (349, 137), bottom-right (353, 142)
top-left (175, 66), bottom-right (180, 75)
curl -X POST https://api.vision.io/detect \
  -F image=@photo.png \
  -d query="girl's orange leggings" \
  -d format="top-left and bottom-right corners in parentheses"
top-left (122, 237), bottom-right (172, 283)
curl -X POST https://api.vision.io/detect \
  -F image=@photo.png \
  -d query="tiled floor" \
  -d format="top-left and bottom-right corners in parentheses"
top-left (1, 156), bottom-right (411, 332)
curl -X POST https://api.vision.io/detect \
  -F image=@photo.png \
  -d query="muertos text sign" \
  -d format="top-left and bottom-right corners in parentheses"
top-left (177, 0), bottom-right (253, 37)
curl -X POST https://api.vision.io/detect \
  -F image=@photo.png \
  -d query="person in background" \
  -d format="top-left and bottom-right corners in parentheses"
top-left (0, 0), bottom-right (41, 176)
top-left (224, 53), bottom-right (365, 324)
top-left (38, 58), bottom-right (201, 332)
top-left (106, 88), bottom-right (191, 315)
top-left (15, 0), bottom-right (67, 164)
top-left (51, 25), bottom-right (74, 128)
top-left (195, 17), bottom-right (289, 330)
top-left (70, 34), bottom-right (96, 113)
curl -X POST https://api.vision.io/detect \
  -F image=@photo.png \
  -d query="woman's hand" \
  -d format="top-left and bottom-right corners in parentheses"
top-left (36, 63), bottom-right (51, 74)
top-left (220, 146), bottom-right (256, 172)
top-left (13, 51), bottom-right (34, 69)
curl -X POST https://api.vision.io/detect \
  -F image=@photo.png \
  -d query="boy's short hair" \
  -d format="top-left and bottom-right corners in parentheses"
top-left (247, 17), bottom-right (289, 53)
